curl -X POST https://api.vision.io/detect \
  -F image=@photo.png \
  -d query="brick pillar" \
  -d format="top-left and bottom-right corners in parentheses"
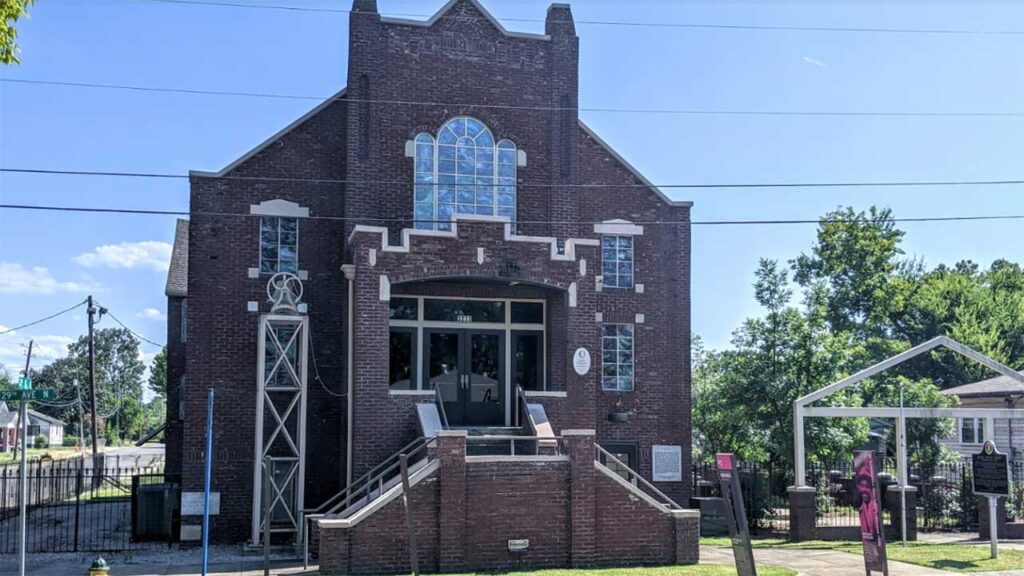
top-left (563, 429), bottom-right (596, 568)
top-left (886, 486), bottom-right (918, 541)
top-left (438, 430), bottom-right (467, 572)
top-left (787, 486), bottom-right (817, 542)
top-left (317, 520), bottom-right (350, 576)
top-left (978, 496), bottom-right (1008, 539)
top-left (673, 510), bottom-right (701, 564)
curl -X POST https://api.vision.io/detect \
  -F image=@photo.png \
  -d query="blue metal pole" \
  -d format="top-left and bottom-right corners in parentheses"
top-left (202, 388), bottom-right (214, 576)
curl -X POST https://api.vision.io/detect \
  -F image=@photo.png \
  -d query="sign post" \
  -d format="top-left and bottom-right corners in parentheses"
top-left (972, 440), bottom-right (1009, 560)
top-left (854, 450), bottom-right (888, 576)
top-left (715, 453), bottom-right (756, 576)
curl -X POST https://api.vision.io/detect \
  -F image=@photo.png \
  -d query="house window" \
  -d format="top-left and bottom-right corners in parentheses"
top-left (960, 418), bottom-right (985, 445)
top-left (602, 236), bottom-right (634, 288)
top-left (259, 217), bottom-right (298, 274)
top-left (413, 117), bottom-right (517, 231)
top-left (602, 324), bottom-right (634, 391)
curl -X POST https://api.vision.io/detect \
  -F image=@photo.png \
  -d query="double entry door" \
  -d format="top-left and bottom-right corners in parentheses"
top-left (425, 328), bottom-right (505, 427)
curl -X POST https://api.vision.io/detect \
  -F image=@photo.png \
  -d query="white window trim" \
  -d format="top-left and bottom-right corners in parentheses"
top-left (959, 417), bottom-right (985, 445)
top-left (602, 323), bottom-right (635, 392)
top-left (387, 296), bottom-right (547, 425)
top-left (259, 216), bottom-right (300, 275)
top-left (601, 235), bottom-right (635, 290)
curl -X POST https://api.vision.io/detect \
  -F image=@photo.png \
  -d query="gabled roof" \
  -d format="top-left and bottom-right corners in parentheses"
top-left (381, 0), bottom-right (551, 41)
top-left (27, 410), bottom-right (63, 427)
top-left (165, 218), bottom-right (189, 298)
top-left (0, 411), bottom-right (16, 428)
top-left (941, 372), bottom-right (1024, 399)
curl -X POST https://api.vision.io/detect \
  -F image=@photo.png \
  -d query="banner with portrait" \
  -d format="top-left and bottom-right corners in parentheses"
top-left (854, 450), bottom-right (888, 575)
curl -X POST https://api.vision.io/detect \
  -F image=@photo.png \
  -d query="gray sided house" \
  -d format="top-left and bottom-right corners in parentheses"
top-left (941, 373), bottom-right (1024, 463)
top-left (165, 1), bottom-right (697, 571)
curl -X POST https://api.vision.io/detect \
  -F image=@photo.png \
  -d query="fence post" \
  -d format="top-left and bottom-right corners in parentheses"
top-left (73, 469), bottom-right (82, 553)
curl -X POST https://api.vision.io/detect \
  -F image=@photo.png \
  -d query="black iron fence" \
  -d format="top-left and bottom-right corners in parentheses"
top-left (692, 458), bottom-right (1023, 535)
top-left (0, 458), bottom-right (178, 553)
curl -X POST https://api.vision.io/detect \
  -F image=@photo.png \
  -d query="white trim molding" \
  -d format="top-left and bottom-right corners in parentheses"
top-left (594, 219), bottom-right (644, 236)
top-left (249, 199), bottom-right (309, 218)
top-left (348, 214), bottom-right (599, 263)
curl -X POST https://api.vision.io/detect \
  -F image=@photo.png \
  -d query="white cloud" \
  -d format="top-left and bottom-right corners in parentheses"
top-left (0, 262), bottom-right (100, 294)
top-left (0, 325), bottom-right (75, 374)
top-left (802, 55), bottom-right (828, 69)
top-left (135, 308), bottom-right (167, 321)
top-left (73, 241), bottom-right (173, 272)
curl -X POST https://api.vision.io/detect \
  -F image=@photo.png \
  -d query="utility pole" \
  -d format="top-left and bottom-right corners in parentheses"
top-left (87, 296), bottom-right (99, 457)
top-left (18, 340), bottom-right (34, 576)
top-left (75, 380), bottom-right (84, 454)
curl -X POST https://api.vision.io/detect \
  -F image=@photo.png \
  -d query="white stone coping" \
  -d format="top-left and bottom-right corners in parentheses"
top-left (524, 390), bottom-right (568, 398)
top-left (594, 461), bottom-right (693, 516)
top-left (388, 389), bottom-right (435, 396)
top-left (436, 429), bottom-right (468, 438)
top-left (466, 455), bottom-right (570, 464)
top-left (317, 460), bottom-right (440, 530)
top-left (348, 214), bottom-right (599, 263)
top-left (561, 429), bottom-right (596, 437)
top-left (787, 485), bottom-right (818, 493)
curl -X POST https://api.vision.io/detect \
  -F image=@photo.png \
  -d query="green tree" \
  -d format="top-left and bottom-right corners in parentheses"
top-left (149, 347), bottom-right (167, 399)
top-left (1, 0), bottom-right (35, 64)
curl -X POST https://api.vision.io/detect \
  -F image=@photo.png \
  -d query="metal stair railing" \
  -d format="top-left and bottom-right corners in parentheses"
top-left (301, 436), bottom-right (433, 566)
top-left (434, 386), bottom-right (449, 430)
top-left (595, 444), bottom-right (683, 511)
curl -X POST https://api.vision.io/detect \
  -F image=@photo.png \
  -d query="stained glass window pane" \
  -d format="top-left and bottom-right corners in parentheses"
top-left (602, 236), bottom-right (634, 288)
top-left (602, 324), bottom-right (634, 391)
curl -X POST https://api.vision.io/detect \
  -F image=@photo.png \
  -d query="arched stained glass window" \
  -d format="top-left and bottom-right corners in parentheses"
top-left (413, 117), bottom-right (517, 231)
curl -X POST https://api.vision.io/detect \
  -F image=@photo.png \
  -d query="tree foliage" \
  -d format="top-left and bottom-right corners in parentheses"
top-left (694, 206), bottom-right (1024, 475)
top-left (149, 347), bottom-right (167, 399)
top-left (1, 0), bottom-right (34, 65)
top-left (30, 328), bottom-right (162, 446)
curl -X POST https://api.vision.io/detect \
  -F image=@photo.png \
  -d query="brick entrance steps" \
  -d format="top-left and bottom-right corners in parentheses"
top-left (316, 430), bottom-right (699, 575)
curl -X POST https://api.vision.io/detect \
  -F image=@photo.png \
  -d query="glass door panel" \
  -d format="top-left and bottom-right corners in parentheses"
top-left (426, 330), bottom-right (463, 424)
top-left (465, 331), bottom-right (504, 426)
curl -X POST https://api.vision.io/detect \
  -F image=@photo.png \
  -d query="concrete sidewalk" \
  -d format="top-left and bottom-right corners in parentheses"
top-left (701, 545), bottom-right (955, 576)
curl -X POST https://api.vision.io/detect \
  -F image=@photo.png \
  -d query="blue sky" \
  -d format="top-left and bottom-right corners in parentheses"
top-left (1, 0), bottom-right (1023, 381)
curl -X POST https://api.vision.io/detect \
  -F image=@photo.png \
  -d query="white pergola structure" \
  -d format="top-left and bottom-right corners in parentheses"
top-left (794, 336), bottom-right (1024, 489)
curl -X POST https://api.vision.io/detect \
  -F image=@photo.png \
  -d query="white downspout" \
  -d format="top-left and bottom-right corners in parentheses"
top-left (342, 264), bottom-right (356, 487)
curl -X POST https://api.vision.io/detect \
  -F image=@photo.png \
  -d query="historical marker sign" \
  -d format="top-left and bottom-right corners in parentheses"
top-left (572, 348), bottom-right (591, 376)
top-left (716, 453), bottom-right (756, 576)
top-left (973, 441), bottom-right (1010, 497)
top-left (0, 389), bottom-right (55, 402)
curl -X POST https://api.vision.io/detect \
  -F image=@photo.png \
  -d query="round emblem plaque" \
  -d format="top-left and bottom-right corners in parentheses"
top-left (573, 348), bottom-right (591, 376)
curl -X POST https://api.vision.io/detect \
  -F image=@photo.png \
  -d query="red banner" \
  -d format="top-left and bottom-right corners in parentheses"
top-left (854, 450), bottom-right (888, 574)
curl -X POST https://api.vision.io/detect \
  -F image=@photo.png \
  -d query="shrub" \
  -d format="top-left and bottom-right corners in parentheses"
top-left (62, 435), bottom-right (80, 448)
top-left (33, 434), bottom-right (48, 449)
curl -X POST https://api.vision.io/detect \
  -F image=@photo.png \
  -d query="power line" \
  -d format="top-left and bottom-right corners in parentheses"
top-left (1, 202), bottom-right (1022, 227)
top-left (6, 167), bottom-right (1024, 190)
top-left (138, 0), bottom-right (1024, 36)
top-left (99, 308), bottom-right (166, 348)
top-left (6, 78), bottom-right (1024, 119)
top-left (0, 300), bottom-right (87, 336)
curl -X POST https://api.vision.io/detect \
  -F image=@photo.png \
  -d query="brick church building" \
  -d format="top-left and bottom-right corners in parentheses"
top-left (165, 0), bottom-right (696, 572)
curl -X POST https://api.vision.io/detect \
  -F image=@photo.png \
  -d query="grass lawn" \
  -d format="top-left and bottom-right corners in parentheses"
top-left (702, 537), bottom-right (1024, 572)
top-left (5, 446), bottom-right (85, 462)
top-left (366, 567), bottom-right (796, 576)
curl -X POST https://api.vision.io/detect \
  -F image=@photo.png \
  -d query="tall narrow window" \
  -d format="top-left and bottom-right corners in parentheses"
top-left (602, 324), bottom-right (634, 391)
top-left (412, 117), bottom-right (517, 231)
top-left (602, 236), bottom-right (634, 288)
top-left (960, 418), bottom-right (985, 444)
top-left (260, 217), bottom-right (298, 274)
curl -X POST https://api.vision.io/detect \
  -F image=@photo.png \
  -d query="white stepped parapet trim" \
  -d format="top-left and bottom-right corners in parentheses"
top-left (593, 460), bottom-right (698, 519)
top-left (348, 214), bottom-right (599, 263)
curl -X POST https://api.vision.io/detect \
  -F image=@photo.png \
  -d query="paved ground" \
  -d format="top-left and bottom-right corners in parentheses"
top-left (702, 545), bottom-right (956, 576)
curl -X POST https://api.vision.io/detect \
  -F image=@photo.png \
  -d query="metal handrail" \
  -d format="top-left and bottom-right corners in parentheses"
top-left (303, 436), bottom-right (430, 515)
top-left (595, 444), bottom-right (683, 510)
top-left (515, 385), bottom-right (531, 431)
top-left (434, 386), bottom-right (449, 430)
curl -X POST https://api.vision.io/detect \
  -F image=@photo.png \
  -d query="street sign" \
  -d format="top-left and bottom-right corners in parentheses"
top-left (973, 441), bottom-right (1010, 497)
top-left (0, 389), bottom-right (55, 402)
top-left (17, 377), bottom-right (31, 390)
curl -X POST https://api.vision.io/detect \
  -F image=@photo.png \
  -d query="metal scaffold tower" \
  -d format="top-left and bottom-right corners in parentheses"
top-left (252, 272), bottom-right (309, 546)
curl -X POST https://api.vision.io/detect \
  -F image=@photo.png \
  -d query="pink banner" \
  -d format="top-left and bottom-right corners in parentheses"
top-left (854, 450), bottom-right (888, 574)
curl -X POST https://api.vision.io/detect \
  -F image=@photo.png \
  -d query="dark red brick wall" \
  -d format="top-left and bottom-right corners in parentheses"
top-left (593, 469), bottom-right (675, 566)
top-left (172, 0), bottom-right (692, 542)
top-left (165, 296), bottom-right (185, 476)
